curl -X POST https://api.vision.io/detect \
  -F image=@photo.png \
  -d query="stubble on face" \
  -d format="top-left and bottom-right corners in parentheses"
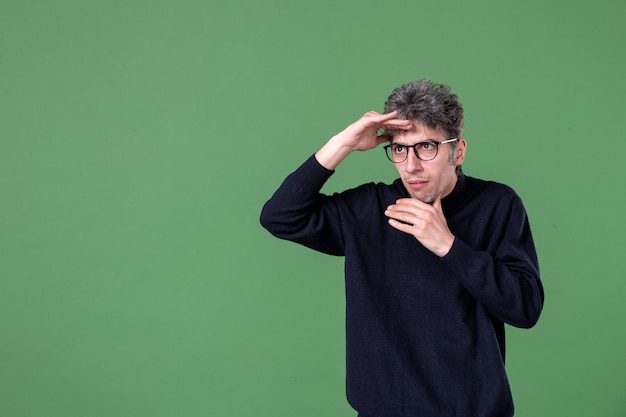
top-left (407, 186), bottom-right (438, 204)
top-left (400, 150), bottom-right (458, 204)
top-left (404, 176), bottom-right (452, 203)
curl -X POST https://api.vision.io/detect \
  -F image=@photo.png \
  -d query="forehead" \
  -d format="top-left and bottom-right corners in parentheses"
top-left (391, 120), bottom-right (445, 143)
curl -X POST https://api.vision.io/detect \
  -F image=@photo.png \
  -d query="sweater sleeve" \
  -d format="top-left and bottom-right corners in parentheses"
top-left (259, 155), bottom-right (346, 256)
top-left (441, 196), bottom-right (544, 329)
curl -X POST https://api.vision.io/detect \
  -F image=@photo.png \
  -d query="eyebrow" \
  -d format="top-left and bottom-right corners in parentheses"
top-left (391, 139), bottom-right (438, 145)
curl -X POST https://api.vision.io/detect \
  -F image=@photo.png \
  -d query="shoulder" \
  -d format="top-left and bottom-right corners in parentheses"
top-left (446, 174), bottom-right (526, 215)
top-left (464, 175), bottom-right (521, 201)
top-left (461, 176), bottom-right (529, 220)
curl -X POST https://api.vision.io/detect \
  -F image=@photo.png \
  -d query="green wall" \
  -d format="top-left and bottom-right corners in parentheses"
top-left (1, 0), bottom-right (625, 416)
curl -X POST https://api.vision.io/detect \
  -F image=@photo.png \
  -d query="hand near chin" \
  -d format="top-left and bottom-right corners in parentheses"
top-left (384, 197), bottom-right (455, 257)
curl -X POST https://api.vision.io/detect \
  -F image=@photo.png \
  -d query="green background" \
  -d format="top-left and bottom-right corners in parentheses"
top-left (1, 0), bottom-right (624, 416)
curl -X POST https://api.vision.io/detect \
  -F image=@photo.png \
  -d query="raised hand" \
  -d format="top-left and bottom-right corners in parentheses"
top-left (315, 110), bottom-right (412, 170)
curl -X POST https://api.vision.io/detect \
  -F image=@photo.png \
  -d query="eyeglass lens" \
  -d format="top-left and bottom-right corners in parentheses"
top-left (386, 142), bottom-right (438, 162)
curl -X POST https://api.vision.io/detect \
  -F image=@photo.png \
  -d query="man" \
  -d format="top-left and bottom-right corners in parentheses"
top-left (260, 79), bottom-right (544, 417)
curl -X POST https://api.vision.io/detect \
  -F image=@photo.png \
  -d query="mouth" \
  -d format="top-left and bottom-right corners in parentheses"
top-left (406, 179), bottom-right (429, 190)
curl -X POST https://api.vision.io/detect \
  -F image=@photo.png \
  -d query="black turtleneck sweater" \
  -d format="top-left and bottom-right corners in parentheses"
top-left (260, 155), bottom-right (544, 417)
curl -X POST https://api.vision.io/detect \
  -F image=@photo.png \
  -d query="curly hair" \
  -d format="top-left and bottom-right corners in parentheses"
top-left (383, 79), bottom-right (464, 142)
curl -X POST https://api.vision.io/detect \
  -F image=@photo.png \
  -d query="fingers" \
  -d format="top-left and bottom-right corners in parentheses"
top-left (384, 198), bottom-right (442, 229)
top-left (387, 217), bottom-right (416, 235)
top-left (384, 197), bottom-right (454, 257)
top-left (363, 110), bottom-right (412, 131)
top-left (388, 198), bottom-right (434, 212)
top-left (364, 110), bottom-right (398, 122)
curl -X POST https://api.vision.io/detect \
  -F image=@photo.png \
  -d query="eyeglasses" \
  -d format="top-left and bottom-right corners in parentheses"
top-left (384, 138), bottom-right (458, 163)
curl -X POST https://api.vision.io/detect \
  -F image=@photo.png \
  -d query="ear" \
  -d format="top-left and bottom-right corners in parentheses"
top-left (455, 138), bottom-right (467, 166)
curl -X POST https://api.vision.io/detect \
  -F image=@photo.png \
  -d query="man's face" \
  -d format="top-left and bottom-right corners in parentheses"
top-left (391, 121), bottom-right (466, 203)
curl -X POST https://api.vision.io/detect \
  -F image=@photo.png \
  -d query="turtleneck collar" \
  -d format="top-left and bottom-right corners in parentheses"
top-left (442, 174), bottom-right (472, 215)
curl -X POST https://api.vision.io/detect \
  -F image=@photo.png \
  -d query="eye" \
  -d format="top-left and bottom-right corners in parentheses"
top-left (393, 144), bottom-right (406, 154)
top-left (420, 142), bottom-right (436, 150)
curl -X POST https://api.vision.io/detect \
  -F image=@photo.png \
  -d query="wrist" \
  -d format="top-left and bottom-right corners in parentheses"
top-left (315, 135), bottom-right (354, 170)
top-left (437, 235), bottom-right (455, 258)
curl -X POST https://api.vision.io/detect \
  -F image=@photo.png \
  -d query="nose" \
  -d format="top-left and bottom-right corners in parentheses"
top-left (404, 149), bottom-right (423, 173)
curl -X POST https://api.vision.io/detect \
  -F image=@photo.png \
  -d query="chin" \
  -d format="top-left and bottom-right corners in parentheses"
top-left (418, 195), bottom-right (436, 204)
top-left (407, 189), bottom-right (436, 204)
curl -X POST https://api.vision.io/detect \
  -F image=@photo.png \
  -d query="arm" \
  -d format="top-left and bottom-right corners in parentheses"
top-left (442, 198), bottom-right (544, 329)
top-left (260, 111), bottom-right (412, 254)
top-left (259, 155), bottom-right (345, 255)
top-left (385, 186), bottom-right (543, 328)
